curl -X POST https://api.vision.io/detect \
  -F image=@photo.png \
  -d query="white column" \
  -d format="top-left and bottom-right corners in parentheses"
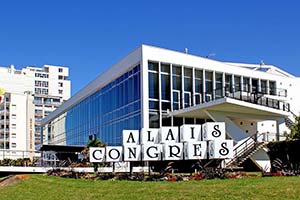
top-left (158, 62), bottom-right (162, 127)
top-left (202, 69), bottom-right (206, 103)
top-left (141, 49), bottom-right (149, 129)
top-left (212, 71), bottom-right (216, 100)
top-left (192, 67), bottom-right (195, 105)
top-left (170, 64), bottom-right (173, 126)
top-left (181, 66), bottom-right (184, 108)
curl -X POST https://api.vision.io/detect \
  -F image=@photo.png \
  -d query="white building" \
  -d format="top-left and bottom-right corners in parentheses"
top-left (0, 64), bottom-right (70, 159)
top-left (41, 45), bottom-right (300, 170)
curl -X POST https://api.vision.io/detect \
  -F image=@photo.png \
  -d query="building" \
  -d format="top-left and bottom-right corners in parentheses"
top-left (41, 45), bottom-right (300, 169)
top-left (0, 65), bottom-right (70, 159)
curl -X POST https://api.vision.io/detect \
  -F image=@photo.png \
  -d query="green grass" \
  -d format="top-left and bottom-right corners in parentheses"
top-left (1, 174), bottom-right (300, 200)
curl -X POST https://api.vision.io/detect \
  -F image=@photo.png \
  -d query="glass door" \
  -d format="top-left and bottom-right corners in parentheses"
top-left (184, 92), bottom-right (192, 108)
top-left (173, 90), bottom-right (181, 110)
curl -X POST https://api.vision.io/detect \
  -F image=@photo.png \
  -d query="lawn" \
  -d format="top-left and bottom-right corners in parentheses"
top-left (1, 174), bottom-right (300, 200)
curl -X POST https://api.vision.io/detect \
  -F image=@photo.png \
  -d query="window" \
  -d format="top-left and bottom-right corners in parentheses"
top-left (59, 68), bottom-right (63, 72)
top-left (184, 68), bottom-right (192, 92)
top-left (12, 133), bottom-right (16, 138)
top-left (161, 63), bottom-right (170, 73)
top-left (243, 77), bottom-right (250, 92)
top-left (205, 71), bottom-right (213, 101)
top-left (58, 90), bottom-right (63, 95)
top-left (35, 88), bottom-right (41, 95)
top-left (58, 75), bottom-right (64, 80)
top-left (225, 74), bottom-right (232, 93)
top-left (35, 80), bottom-right (41, 87)
top-left (148, 72), bottom-right (158, 99)
top-left (234, 76), bottom-right (241, 92)
top-left (58, 82), bottom-right (63, 87)
top-left (42, 89), bottom-right (48, 95)
top-left (195, 69), bottom-right (203, 104)
top-left (148, 62), bottom-right (158, 71)
top-left (11, 143), bottom-right (16, 148)
top-left (161, 74), bottom-right (170, 100)
top-left (42, 81), bottom-right (48, 87)
top-left (35, 73), bottom-right (49, 78)
top-left (269, 81), bottom-right (276, 95)
top-left (12, 124), bottom-right (16, 129)
top-left (215, 73), bottom-right (223, 98)
top-left (261, 80), bottom-right (267, 94)
top-left (12, 114), bottom-right (17, 119)
top-left (172, 65), bottom-right (181, 90)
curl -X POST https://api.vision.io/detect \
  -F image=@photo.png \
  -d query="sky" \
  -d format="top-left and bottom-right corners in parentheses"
top-left (0, 0), bottom-right (300, 95)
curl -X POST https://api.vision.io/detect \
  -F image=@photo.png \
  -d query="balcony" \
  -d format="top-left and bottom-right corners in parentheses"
top-left (170, 86), bottom-right (291, 121)
top-left (175, 86), bottom-right (290, 113)
top-left (0, 110), bottom-right (9, 115)
top-left (0, 119), bottom-right (9, 125)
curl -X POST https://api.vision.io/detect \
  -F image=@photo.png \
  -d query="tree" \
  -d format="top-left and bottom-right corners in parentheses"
top-left (81, 136), bottom-right (106, 172)
top-left (81, 137), bottom-right (106, 160)
top-left (288, 116), bottom-right (300, 140)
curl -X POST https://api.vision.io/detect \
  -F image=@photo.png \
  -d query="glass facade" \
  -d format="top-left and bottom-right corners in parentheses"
top-left (147, 61), bottom-right (288, 128)
top-left (46, 65), bottom-right (141, 146)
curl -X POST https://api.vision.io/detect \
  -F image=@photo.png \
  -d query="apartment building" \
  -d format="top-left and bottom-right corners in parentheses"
top-left (0, 64), bottom-right (70, 159)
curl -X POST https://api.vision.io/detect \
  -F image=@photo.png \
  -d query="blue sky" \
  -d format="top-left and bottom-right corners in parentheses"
top-left (1, 0), bottom-right (299, 94)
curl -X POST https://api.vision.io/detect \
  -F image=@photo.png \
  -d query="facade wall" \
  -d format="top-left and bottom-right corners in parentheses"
top-left (0, 92), bottom-right (35, 159)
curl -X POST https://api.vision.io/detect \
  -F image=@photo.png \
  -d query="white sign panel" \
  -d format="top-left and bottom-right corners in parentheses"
top-left (163, 143), bottom-right (184, 160)
top-left (89, 147), bottom-right (105, 163)
top-left (143, 144), bottom-right (162, 161)
top-left (209, 140), bottom-right (233, 159)
top-left (123, 145), bottom-right (141, 161)
top-left (202, 122), bottom-right (225, 141)
top-left (185, 141), bottom-right (207, 160)
top-left (160, 127), bottom-right (179, 143)
top-left (180, 125), bottom-right (201, 142)
top-left (123, 130), bottom-right (140, 145)
top-left (106, 146), bottom-right (123, 162)
top-left (141, 128), bottom-right (160, 144)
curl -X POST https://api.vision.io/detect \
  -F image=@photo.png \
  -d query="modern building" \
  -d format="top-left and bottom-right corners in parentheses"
top-left (0, 65), bottom-right (70, 159)
top-left (41, 45), bottom-right (300, 170)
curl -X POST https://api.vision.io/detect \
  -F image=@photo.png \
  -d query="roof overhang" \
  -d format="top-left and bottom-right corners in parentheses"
top-left (39, 144), bottom-right (85, 152)
top-left (170, 97), bottom-right (290, 119)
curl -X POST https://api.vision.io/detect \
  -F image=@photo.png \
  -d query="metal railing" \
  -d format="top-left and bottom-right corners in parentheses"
top-left (175, 86), bottom-right (290, 113)
top-left (226, 132), bottom-right (284, 167)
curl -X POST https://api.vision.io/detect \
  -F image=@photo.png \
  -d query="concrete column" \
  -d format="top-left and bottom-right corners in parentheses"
top-left (202, 69), bottom-right (206, 103)
top-left (158, 62), bottom-right (162, 127)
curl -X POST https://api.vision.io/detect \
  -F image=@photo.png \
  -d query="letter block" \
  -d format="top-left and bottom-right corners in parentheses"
top-left (208, 140), bottom-right (233, 159)
top-left (185, 141), bottom-right (207, 160)
top-left (180, 124), bottom-right (202, 142)
top-left (123, 130), bottom-right (140, 145)
top-left (106, 146), bottom-right (123, 162)
top-left (143, 144), bottom-right (162, 161)
top-left (160, 127), bottom-right (179, 143)
top-left (141, 128), bottom-right (160, 144)
top-left (202, 122), bottom-right (225, 141)
top-left (163, 143), bottom-right (184, 160)
top-left (123, 145), bottom-right (141, 161)
top-left (89, 147), bottom-right (105, 163)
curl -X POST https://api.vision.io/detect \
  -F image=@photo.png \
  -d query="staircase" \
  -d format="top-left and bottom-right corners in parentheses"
top-left (225, 132), bottom-right (269, 168)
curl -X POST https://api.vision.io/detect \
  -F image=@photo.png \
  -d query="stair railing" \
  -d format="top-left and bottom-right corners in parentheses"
top-left (226, 132), bottom-right (269, 167)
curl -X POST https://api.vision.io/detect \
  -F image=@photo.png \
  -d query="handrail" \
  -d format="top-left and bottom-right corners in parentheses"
top-left (176, 86), bottom-right (290, 113)
top-left (226, 132), bottom-right (279, 166)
